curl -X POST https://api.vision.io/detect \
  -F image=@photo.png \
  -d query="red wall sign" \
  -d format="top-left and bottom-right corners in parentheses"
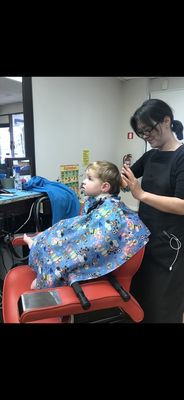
top-left (127, 132), bottom-right (133, 139)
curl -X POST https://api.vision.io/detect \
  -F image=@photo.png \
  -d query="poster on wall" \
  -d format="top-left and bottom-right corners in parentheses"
top-left (82, 149), bottom-right (90, 166)
top-left (60, 164), bottom-right (79, 196)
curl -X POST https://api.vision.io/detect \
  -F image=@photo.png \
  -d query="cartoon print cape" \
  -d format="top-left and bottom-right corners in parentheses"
top-left (28, 195), bottom-right (150, 289)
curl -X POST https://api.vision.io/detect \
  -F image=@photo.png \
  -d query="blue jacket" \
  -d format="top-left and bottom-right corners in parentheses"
top-left (23, 176), bottom-right (80, 224)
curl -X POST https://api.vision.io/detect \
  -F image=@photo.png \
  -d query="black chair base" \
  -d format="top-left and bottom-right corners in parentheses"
top-left (73, 307), bottom-right (133, 323)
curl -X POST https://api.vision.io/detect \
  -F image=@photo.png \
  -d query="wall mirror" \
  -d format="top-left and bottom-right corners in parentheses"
top-left (0, 77), bottom-right (35, 176)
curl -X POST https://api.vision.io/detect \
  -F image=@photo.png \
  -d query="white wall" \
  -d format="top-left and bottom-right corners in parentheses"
top-left (149, 77), bottom-right (184, 127)
top-left (32, 77), bottom-right (122, 185)
top-left (149, 77), bottom-right (184, 92)
top-left (117, 78), bottom-right (149, 210)
top-left (31, 76), bottom-right (150, 210)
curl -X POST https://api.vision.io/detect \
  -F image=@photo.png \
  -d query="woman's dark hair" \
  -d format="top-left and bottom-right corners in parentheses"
top-left (130, 98), bottom-right (183, 140)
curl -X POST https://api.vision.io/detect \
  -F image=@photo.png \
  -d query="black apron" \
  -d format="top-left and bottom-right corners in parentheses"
top-left (131, 149), bottom-right (184, 323)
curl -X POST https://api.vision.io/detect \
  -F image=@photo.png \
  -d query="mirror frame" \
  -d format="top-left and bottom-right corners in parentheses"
top-left (22, 77), bottom-right (36, 176)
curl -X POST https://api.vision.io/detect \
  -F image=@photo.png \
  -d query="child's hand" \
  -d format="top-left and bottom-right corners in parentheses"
top-left (31, 279), bottom-right (37, 290)
top-left (23, 233), bottom-right (33, 249)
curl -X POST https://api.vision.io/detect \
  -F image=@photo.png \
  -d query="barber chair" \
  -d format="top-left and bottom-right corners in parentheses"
top-left (2, 235), bottom-right (145, 323)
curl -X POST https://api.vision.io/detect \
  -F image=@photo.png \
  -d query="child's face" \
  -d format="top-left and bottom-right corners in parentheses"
top-left (82, 168), bottom-right (103, 196)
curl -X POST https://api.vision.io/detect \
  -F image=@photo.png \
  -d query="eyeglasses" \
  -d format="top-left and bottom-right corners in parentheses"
top-left (136, 122), bottom-right (159, 138)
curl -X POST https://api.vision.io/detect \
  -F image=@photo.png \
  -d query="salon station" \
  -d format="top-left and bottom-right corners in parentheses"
top-left (0, 76), bottom-right (184, 324)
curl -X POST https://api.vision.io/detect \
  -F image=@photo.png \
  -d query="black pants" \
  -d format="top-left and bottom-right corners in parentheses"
top-left (131, 234), bottom-right (184, 323)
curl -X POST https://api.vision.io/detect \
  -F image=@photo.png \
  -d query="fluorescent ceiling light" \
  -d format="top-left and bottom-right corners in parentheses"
top-left (5, 77), bottom-right (22, 82)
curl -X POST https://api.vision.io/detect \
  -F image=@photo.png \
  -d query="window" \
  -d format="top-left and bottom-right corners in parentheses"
top-left (0, 113), bottom-right (25, 163)
top-left (12, 113), bottom-right (25, 157)
top-left (0, 77), bottom-right (35, 175)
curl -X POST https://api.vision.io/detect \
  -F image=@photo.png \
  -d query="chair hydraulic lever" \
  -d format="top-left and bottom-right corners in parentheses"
top-left (71, 281), bottom-right (91, 310)
top-left (107, 274), bottom-right (130, 302)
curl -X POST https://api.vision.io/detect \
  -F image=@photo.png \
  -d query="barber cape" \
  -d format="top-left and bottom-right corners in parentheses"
top-left (29, 195), bottom-right (150, 289)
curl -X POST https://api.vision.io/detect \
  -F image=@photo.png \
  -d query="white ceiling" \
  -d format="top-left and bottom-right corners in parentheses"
top-left (0, 77), bottom-right (156, 106)
top-left (0, 77), bottom-right (134, 106)
top-left (0, 77), bottom-right (22, 106)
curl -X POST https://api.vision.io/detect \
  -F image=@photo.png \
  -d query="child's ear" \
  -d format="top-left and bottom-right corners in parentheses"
top-left (101, 182), bottom-right (111, 193)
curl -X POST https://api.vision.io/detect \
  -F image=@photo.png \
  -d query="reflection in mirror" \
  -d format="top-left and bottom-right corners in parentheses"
top-left (0, 77), bottom-right (35, 176)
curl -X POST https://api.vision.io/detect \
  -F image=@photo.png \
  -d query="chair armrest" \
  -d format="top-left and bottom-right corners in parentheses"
top-left (18, 290), bottom-right (62, 315)
top-left (17, 280), bottom-right (144, 323)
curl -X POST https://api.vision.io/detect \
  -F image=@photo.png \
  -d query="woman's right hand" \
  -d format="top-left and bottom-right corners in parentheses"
top-left (121, 164), bottom-right (145, 200)
top-left (121, 175), bottom-right (128, 189)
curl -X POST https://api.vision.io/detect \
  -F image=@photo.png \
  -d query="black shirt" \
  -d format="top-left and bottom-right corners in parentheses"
top-left (131, 145), bottom-right (184, 235)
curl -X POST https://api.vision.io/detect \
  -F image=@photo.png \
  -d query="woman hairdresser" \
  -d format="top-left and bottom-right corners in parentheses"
top-left (121, 98), bottom-right (184, 323)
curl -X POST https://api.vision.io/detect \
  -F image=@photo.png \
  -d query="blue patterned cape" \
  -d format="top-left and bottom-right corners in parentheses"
top-left (28, 195), bottom-right (150, 289)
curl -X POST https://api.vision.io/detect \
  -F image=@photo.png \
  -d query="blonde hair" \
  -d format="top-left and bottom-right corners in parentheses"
top-left (86, 161), bottom-right (121, 195)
